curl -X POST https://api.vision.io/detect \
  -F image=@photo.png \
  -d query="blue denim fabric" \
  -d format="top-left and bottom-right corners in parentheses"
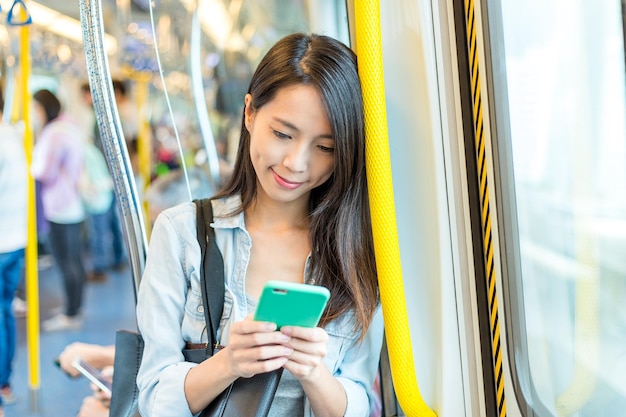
top-left (88, 197), bottom-right (126, 272)
top-left (136, 197), bottom-right (384, 417)
top-left (0, 248), bottom-right (24, 404)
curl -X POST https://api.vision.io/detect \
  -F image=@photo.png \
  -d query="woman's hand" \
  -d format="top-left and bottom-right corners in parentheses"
top-left (186, 314), bottom-right (292, 413)
top-left (278, 326), bottom-right (347, 416)
top-left (224, 314), bottom-right (294, 378)
top-left (279, 326), bottom-right (329, 381)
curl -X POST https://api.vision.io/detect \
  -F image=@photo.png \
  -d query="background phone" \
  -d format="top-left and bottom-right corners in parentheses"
top-left (254, 280), bottom-right (330, 329)
top-left (71, 356), bottom-right (112, 395)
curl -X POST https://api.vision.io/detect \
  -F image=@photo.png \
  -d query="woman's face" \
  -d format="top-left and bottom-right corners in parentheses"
top-left (245, 84), bottom-right (335, 208)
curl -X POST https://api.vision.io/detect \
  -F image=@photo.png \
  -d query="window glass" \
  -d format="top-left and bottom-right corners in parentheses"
top-left (118, 0), bottom-right (349, 216)
top-left (499, 1), bottom-right (626, 415)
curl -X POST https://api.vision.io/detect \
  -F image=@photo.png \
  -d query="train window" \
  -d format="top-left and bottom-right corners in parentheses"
top-left (494, 1), bottom-right (626, 415)
top-left (120, 0), bottom-right (350, 192)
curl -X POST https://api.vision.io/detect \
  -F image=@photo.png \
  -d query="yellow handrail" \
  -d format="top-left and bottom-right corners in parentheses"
top-left (132, 72), bottom-right (152, 235)
top-left (19, 9), bottom-right (42, 410)
top-left (354, 1), bottom-right (436, 416)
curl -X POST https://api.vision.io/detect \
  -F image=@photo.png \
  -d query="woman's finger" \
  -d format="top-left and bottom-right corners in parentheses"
top-left (280, 326), bottom-right (328, 343)
top-left (231, 318), bottom-right (277, 336)
top-left (229, 329), bottom-right (291, 350)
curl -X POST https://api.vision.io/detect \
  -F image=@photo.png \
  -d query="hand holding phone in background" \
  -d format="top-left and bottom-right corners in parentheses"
top-left (71, 357), bottom-right (113, 396)
top-left (69, 359), bottom-right (113, 417)
top-left (56, 342), bottom-right (115, 378)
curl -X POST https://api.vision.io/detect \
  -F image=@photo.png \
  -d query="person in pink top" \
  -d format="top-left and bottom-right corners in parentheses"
top-left (31, 89), bottom-right (87, 332)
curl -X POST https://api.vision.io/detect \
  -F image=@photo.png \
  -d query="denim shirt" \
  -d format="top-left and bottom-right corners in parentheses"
top-left (136, 196), bottom-right (384, 417)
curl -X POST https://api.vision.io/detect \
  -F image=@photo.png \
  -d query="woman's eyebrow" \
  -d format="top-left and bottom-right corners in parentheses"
top-left (273, 117), bottom-right (299, 131)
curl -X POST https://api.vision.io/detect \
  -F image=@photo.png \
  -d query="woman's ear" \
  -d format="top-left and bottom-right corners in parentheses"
top-left (244, 94), bottom-right (254, 131)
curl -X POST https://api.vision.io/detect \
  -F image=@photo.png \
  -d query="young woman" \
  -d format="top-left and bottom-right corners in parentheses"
top-left (136, 33), bottom-right (384, 417)
top-left (31, 89), bottom-right (88, 332)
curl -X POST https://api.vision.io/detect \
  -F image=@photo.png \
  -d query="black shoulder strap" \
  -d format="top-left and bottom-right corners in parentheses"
top-left (194, 198), bottom-right (225, 354)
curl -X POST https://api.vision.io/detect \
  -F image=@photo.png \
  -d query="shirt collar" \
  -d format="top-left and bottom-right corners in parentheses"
top-left (212, 195), bottom-right (245, 230)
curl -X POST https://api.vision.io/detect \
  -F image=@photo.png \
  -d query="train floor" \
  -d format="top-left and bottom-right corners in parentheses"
top-left (5, 256), bottom-right (137, 417)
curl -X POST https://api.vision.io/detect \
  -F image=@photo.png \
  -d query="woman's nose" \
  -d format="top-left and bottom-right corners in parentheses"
top-left (283, 143), bottom-right (309, 172)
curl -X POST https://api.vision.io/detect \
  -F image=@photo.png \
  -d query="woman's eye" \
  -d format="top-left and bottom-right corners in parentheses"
top-left (319, 145), bottom-right (335, 153)
top-left (273, 130), bottom-right (291, 140)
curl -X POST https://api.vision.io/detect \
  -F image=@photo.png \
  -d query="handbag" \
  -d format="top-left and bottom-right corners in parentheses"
top-left (109, 198), bottom-right (282, 417)
top-left (109, 330), bottom-right (143, 417)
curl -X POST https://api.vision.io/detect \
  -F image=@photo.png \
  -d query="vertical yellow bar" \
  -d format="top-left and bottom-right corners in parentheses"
top-left (20, 9), bottom-right (42, 410)
top-left (136, 75), bottom-right (152, 234)
top-left (11, 71), bottom-right (22, 124)
top-left (354, 1), bottom-right (436, 416)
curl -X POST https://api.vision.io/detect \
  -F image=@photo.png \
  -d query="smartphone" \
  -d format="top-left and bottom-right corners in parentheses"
top-left (71, 357), bottom-right (112, 395)
top-left (254, 281), bottom-right (330, 329)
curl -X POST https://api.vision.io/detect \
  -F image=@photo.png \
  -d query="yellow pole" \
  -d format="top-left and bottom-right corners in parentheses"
top-left (121, 66), bottom-right (153, 231)
top-left (10, 67), bottom-right (22, 124)
top-left (354, 1), bottom-right (436, 416)
top-left (19, 6), bottom-right (42, 411)
top-left (135, 74), bottom-right (152, 234)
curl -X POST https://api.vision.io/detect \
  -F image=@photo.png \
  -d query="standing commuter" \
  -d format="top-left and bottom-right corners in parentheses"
top-left (80, 83), bottom-right (127, 281)
top-left (0, 92), bottom-right (26, 414)
top-left (31, 89), bottom-right (88, 331)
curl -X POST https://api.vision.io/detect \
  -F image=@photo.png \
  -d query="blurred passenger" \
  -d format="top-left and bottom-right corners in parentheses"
top-left (0, 92), bottom-right (26, 412)
top-left (31, 89), bottom-right (87, 332)
top-left (81, 80), bottom-right (137, 151)
top-left (80, 82), bottom-right (127, 281)
top-left (143, 167), bottom-right (214, 224)
top-left (57, 342), bottom-right (115, 417)
top-left (35, 179), bottom-right (52, 266)
top-left (112, 79), bottom-right (138, 145)
top-left (80, 141), bottom-right (117, 281)
top-left (57, 342), bottom-right (115, 377)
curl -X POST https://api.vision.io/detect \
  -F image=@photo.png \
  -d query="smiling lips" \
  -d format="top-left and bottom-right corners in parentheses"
top-left (272, 170), bottom-right (303, 189)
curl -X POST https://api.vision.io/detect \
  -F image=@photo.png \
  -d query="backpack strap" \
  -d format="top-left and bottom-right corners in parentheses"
top-left (194, 198), bottom-right (225, 355)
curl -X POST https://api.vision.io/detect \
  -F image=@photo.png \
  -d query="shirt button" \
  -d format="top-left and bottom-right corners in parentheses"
top-left (198, 305), bottom-right (204, 313)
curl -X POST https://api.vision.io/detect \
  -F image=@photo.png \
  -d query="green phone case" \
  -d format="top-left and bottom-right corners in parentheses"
top-left (254, 281), bottom-right (330, 329)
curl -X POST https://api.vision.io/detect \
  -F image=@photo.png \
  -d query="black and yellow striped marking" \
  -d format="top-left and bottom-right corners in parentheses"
top-left (463, 0), bottom-right (507, 416)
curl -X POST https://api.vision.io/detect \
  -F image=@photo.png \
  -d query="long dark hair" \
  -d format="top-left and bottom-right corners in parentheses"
top-left (214, 33), bottom-right (378, 338)
top-left (33, 89), bottom-right (61, 124)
